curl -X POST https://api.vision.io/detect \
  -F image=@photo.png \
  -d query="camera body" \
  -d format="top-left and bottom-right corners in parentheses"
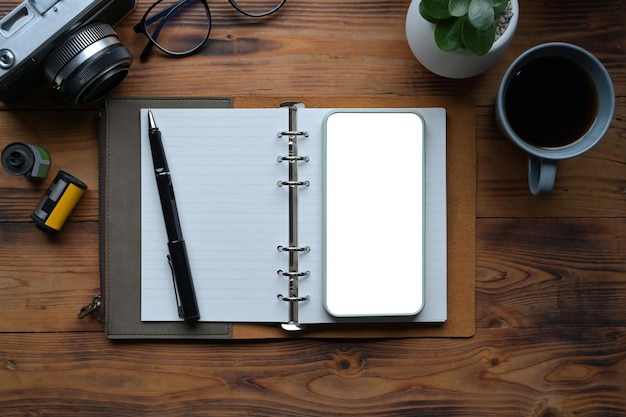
top-left (0, 0), bottom-right (136, 104)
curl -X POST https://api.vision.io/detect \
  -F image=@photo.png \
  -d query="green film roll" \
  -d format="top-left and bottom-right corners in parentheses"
top-left (1, 142), bottom-right (51, 179)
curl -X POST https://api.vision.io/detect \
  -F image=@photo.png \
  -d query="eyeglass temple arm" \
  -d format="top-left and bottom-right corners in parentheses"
top-left (133, 0), bottom-right (191, 61)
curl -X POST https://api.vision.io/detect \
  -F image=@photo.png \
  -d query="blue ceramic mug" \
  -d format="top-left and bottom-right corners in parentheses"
top-left (496, 43), bottom-right (615, 196)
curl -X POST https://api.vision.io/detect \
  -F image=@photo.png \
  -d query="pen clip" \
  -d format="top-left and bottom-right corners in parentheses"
top-left (167, 254), bottom-right (184, 319)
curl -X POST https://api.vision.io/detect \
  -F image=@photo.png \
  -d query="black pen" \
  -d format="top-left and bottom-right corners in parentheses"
top-left (148, 110), bottom-right (200, 322)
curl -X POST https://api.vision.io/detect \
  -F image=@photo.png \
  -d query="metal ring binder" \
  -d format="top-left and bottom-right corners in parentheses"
top-left (277, 270), bottom-right (311, 278)
top-left (277, 155), bottom-right (310, 162)
top-left (277, 180), bottom-right (310, 187)
top-left (277, 130), bottom-right (309, 138)
top-left (277, 245), bottom-right (311, 252)
top-left (277, 294), bottom-right (310, 302)
top-left (276, 101), bottom-right (310, 332)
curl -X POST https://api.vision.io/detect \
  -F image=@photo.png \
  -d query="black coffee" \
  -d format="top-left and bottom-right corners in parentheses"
top-left (504, 55), bottom-right (598, 148)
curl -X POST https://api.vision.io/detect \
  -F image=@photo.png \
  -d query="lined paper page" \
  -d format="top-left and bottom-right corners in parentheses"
top-left (140, 107), bottom-right (446, 324)
top-left (141, 108), bottom-right (326, 322)
top-left (418, 108), bottom-right (447, 322)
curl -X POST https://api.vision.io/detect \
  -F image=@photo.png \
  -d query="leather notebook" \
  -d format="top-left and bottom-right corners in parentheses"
top-left (100, 96), bottom-right (476, 339)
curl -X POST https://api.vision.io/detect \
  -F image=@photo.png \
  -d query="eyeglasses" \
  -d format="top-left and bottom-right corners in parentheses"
top-left (133, 0), bottom-right (286, 61)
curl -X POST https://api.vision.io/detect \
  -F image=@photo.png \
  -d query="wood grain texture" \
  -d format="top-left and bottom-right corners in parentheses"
top-left (477, 218), bottom-right (626, 329)
top-left (0, 0), bottom-right (624, 415)
top-left (0, 222), bottom-right (101, 332)
top-left (0, 330), bottom-right (624, 416)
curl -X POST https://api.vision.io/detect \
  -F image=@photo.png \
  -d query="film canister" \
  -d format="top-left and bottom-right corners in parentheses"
top-left (1, 142), bottom-right (51, 179)
top-left (32, 170), bottom-right (87, 232)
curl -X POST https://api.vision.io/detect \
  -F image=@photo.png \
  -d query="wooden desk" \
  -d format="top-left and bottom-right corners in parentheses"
top-left (0, 0), bottom-right (624, 414)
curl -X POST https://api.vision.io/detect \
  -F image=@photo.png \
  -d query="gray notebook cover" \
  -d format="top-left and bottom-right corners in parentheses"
top-left (101, 97), bottom-right (233, 339)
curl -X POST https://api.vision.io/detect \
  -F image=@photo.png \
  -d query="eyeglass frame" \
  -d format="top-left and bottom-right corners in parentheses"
top-left (133, 0), bottom-right (287, 61)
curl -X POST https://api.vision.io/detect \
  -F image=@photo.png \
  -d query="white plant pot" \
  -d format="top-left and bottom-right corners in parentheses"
top-left (405, 0), bottom-right (519, 78)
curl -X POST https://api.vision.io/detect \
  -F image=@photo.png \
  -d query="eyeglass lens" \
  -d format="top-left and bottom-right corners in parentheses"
top-left (228, 0), bottom-right (286, 17)
top-left (144, 0), bottom-right (211, 56)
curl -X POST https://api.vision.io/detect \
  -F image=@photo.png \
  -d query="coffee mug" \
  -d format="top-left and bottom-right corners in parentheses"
top-left (496, 42), bottom-right (615, 195)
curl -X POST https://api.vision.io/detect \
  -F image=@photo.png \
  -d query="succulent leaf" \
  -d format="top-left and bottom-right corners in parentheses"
top-left (467, 0), bottom-right (495, 30)
top-left (449, 0), bottom-right (470, 17)
top-left (419, 1), bottom-right (439, 23)
top-left (434, 16), bottom-right (465, 52)
top-left (492, 0), bottom-right (508, 14)
top-left (422, 0), bottom-right (452, 19)
top-left (462, 18), bottom-right (496, 55)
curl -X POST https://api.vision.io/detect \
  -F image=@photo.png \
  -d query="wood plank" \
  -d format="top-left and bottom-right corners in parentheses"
top-left (477, 217), bottom-right (626, 329)
top-left (0, 222), bottom-right (102, 332)
top-left (0, 328), bottom-right (624, 416)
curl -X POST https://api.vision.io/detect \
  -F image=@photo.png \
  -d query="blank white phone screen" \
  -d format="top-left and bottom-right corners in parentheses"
top-left (323, 111), bottom-right (425, 317)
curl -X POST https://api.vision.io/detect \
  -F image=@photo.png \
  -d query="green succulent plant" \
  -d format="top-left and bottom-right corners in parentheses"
top-left (419, 0), bottom-right (510, 56)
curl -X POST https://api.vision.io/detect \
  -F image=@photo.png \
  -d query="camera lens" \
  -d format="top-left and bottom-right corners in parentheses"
top-left (43, 22), bottom-right (132, 104)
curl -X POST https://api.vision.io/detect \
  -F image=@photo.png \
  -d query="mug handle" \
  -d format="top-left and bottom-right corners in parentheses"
top-left (528, 156), bottom-right (557, 196)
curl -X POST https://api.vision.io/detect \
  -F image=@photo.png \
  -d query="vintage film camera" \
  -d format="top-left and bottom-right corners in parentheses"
top-left (0, 0), bottom-right (136, 104)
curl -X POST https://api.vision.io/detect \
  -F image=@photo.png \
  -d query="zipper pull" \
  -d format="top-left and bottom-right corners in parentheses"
top-left (77, 295), bottom-right (102, 319)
